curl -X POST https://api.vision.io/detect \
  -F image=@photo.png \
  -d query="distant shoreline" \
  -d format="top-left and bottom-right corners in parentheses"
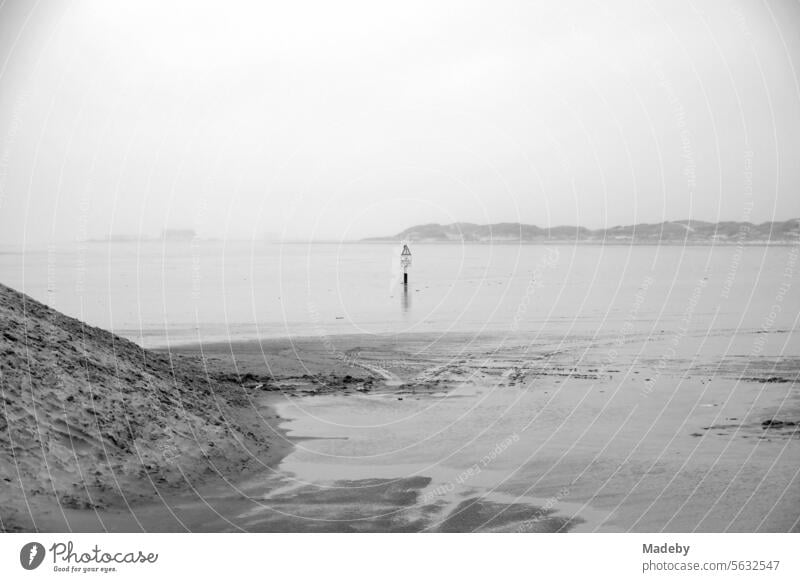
top-left (3, 238), bottom-right (798, 252)
top-left (364, 218), bottom-right (800, 245)
top-left (358, 239), bottom-right (800, 246)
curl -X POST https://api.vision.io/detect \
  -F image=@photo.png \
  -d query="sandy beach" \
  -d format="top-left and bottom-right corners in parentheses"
top-left (172, 329), bottom-right (798, 533)
top-left (2, 259), bottom-right (798, 532)
top-left (7, 320), bottom-right (795, 533)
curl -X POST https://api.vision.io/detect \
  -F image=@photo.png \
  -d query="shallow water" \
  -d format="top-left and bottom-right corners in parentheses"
top-left (265, 388), bottom-right (615, 532)
top-left (2, 241), bottom-right (797, 348)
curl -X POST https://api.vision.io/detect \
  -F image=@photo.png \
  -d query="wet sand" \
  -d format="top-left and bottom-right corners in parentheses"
top-left (255, 329), bottom-right (799, 532)
top-left (9, 324), bottom-right (797, 532)
top-left (48, 325), bottom-right (798, 533)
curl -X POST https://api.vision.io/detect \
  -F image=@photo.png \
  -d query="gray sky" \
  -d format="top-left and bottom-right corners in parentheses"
top-left (0, 0), bottom-right (799, 244)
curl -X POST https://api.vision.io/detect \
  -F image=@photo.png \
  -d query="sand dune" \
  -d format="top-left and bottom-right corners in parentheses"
top-left (0, 283), bottom-right (284, 532)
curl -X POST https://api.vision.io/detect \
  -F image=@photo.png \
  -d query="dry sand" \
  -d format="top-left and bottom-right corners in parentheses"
top-left (0, 283), bottom-right (289, 532)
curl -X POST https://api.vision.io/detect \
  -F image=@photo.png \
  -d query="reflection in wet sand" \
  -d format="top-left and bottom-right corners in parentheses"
top-left (234, 392), bottom-right (612, 533)
top-left (236, 475), bottom-right (584, 532)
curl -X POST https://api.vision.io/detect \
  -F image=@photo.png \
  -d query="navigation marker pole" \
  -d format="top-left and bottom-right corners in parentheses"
top-left (400, 243), bottom-right (412, 287)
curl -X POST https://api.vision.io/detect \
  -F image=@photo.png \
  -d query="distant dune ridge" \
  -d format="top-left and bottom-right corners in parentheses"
top-left (365, 219), bottom-right (800, 243)
top-left (0, 283), bottom-right (273, 531)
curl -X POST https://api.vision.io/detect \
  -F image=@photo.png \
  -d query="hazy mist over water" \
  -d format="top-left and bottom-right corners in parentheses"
top-left (2, 242), bottom-right (796, 347)
top-left (1, 0), bottom-right (800, 246)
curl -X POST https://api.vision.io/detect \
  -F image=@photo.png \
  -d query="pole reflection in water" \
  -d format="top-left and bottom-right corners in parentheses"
top-left (402, 285), bottom-right (411, 313)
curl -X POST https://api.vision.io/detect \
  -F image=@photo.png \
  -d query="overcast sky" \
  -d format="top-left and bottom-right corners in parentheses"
top-left (0, 0), bottom-right (799, 244)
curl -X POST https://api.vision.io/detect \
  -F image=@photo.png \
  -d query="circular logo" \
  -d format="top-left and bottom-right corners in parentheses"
top-left (19, 542), bottom-right (46, 570)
